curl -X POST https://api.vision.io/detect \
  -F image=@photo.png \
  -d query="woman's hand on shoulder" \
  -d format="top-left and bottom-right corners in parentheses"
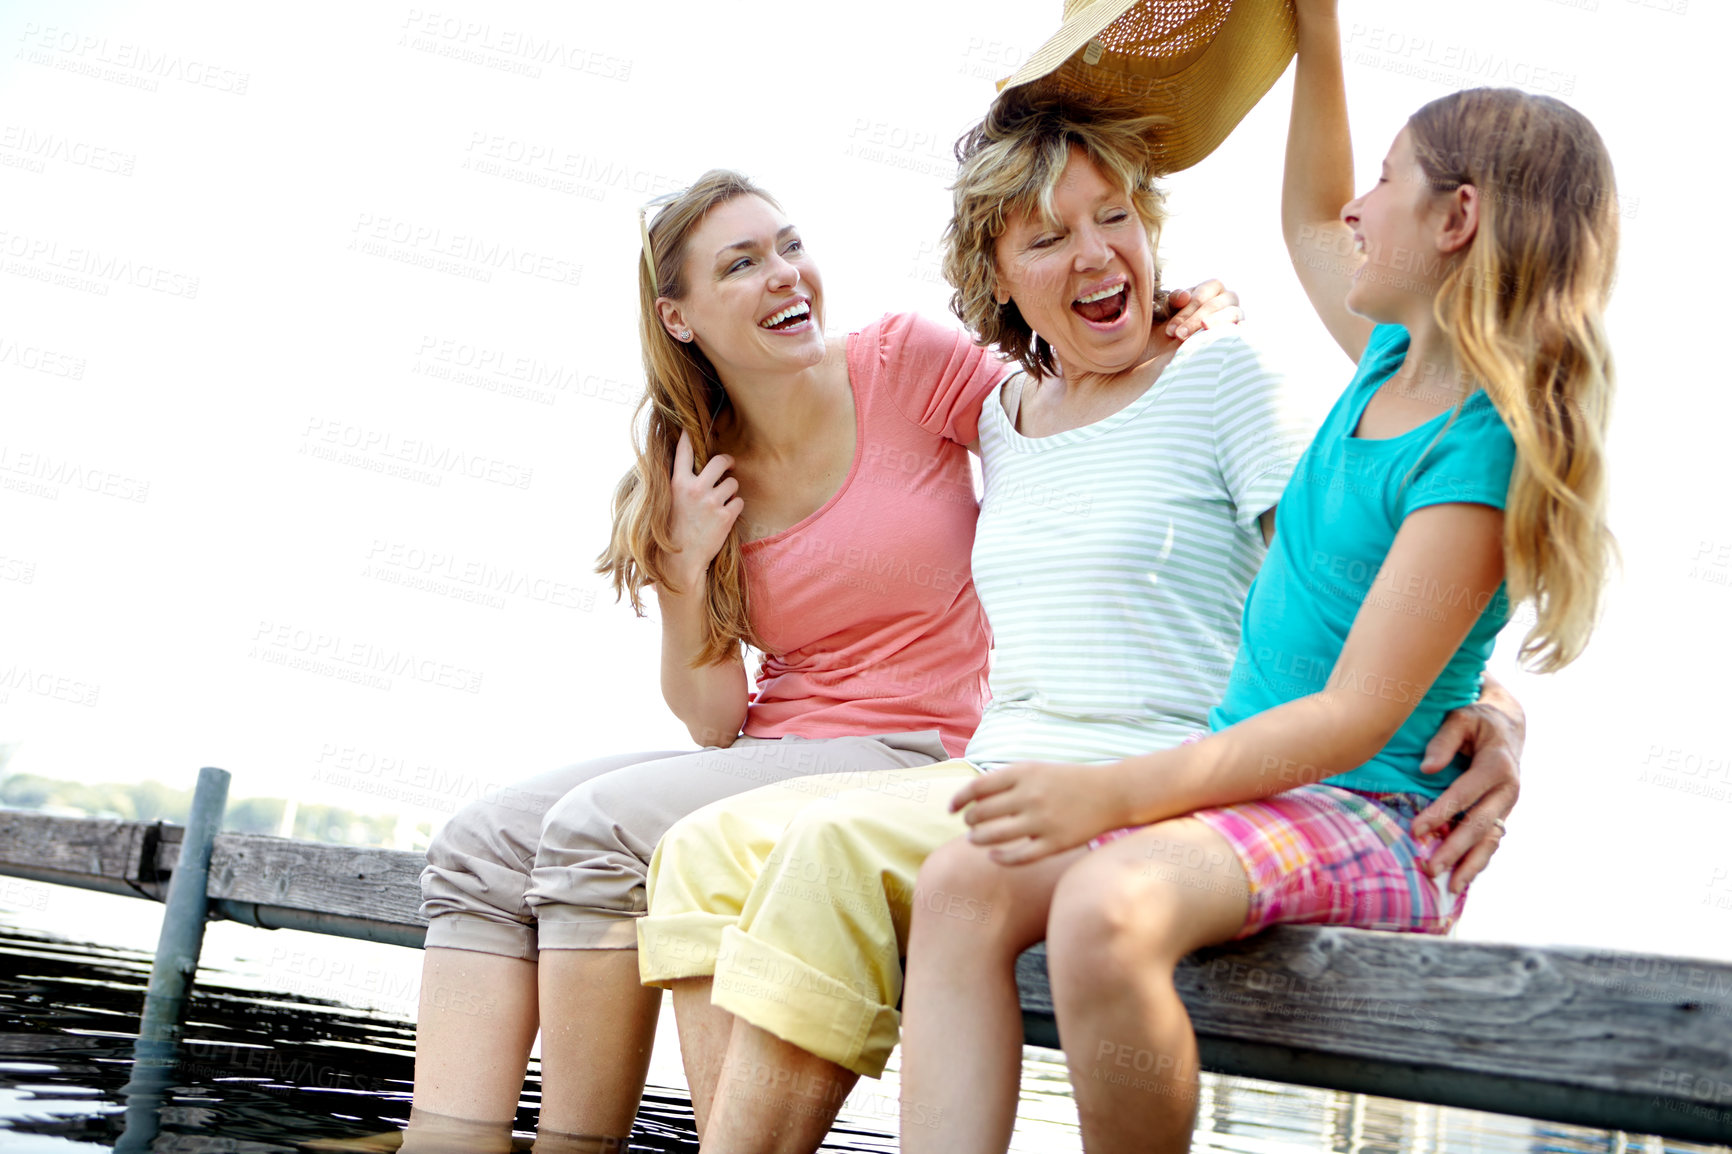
top-left (1165, 279), bottom-right (1243, 340)
top-left (665, 429), bottom-right (744, 591)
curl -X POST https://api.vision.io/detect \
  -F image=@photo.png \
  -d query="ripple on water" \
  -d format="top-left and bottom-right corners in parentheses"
top-left (0, 921), bottom-right (895, 1151)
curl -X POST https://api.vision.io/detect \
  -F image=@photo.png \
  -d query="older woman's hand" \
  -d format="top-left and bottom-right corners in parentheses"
top-left (1166, 279), bottom-right (1244, 339)
top-left (1411, 682), bottom-right (1526, 893)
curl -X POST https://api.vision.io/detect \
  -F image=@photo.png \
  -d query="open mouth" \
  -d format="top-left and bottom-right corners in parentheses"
top-left (1348, 236), bottom-right (1371, 279)
top-left (1071, 281), bottom-right (1128, 326)
top-left (759, 300), bottom-right (812, 331)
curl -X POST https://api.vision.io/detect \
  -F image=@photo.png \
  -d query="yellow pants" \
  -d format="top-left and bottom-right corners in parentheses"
top-left (638, 760), bottom-right (981, 1078)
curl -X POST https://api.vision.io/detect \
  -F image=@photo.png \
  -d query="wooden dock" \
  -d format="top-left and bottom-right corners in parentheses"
top-left (4, 809), bottom-right (1730, 1145)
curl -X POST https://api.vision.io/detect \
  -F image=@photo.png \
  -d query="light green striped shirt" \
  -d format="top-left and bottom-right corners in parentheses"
top-left (965, 328), bottom-right (1306, 769)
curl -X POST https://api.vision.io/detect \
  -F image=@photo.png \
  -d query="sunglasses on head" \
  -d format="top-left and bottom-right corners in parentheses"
top-left (638, 188), bottom-right (687, 295)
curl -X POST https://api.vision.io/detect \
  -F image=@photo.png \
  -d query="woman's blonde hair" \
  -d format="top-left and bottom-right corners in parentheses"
top-left (944, 86), bottom-right (1172, 377)
top-left (596, 170), bottom-right (773, 667)
top-left (1408, 88), bottom-right (1619, 672)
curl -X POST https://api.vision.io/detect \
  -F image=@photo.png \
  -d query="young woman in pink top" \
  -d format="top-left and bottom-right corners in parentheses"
top-left (401, 170), bottom-right (1240, 1152)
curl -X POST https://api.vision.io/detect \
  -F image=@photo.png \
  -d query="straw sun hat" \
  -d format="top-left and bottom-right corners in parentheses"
top-left (999, 0), bottom-right (1297, 173)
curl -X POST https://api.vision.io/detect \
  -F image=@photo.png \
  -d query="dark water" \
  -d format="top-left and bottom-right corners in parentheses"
top-left (1, 906), bottom-right (1727, 1153)
top-left (0, 923), bottom-right (897, 1152)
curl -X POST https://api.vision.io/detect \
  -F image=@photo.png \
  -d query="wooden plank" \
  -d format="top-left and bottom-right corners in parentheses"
top-left (205, 832), bottom-right (427, 929)
top-left (0, 812), bottom-right (167, 898)
top-left (0, 811), bottom-right (146, 880)
top-left (7, 813), bottom-right (1731, 1141)
top-left (1017, 928), bottom-right (1732, 1143)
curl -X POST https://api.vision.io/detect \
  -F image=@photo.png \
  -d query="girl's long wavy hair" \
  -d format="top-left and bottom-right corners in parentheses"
top-left (944, 85), bottom-right (1172, 377)
top-left (1407, 88), bottom-right (1619, 672)
top-left (596, 170), bottom-right (772, 667)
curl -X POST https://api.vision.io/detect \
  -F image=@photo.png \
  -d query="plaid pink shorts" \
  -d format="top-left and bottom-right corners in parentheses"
top-left (1094, 783), bottom-right (1465, 939)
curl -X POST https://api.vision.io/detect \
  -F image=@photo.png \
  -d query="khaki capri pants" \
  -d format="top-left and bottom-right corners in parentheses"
top-left (418, 732), bottom-right (949, 960)
top-left (639, 760), bottom-right (983, 1077)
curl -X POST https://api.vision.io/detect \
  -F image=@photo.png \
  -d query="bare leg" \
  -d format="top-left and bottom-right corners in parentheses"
top-left (411, 948), bottom-right (538, 1124)
top-left (671, 977), bottom-right (735, 1136)
top-left (899, 839), bottom-right (1085, 1154)
top-left (1046, 819), bottom-right (1248, 1154)
top-left (702, 1020), bottom-right (859, 1154)
top-left (535, 948), bottom-right (662, 1138)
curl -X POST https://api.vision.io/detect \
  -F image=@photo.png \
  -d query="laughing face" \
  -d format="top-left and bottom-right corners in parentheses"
top-left (1339, 127), bottom-right (1456, 324)
top-left (660, 194), bottom-right (827, 377)
top-left (991, 145), bottom-right (1159, 379)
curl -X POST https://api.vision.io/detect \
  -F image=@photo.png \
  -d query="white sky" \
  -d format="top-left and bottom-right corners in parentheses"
top-left (3, 0), bottom-right (1728, 964)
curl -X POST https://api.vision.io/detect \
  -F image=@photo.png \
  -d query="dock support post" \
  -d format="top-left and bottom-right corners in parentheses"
top-left (116, 765), bottom-right (231, 1154)
top-left (139, 764), bottom-right (231, 1010)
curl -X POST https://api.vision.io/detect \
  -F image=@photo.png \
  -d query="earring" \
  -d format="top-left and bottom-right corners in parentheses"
top-left (676, 329), bottom-right (692, 342)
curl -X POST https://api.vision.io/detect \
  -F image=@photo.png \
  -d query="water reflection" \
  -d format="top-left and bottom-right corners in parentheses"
top-left (0, 919), bottom-right (1727, 1153)
top-left (0, 925), bottom-right (736, 1151)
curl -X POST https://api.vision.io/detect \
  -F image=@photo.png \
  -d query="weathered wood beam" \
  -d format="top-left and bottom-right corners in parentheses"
top-left (1017, 931), bottom-right (1732, 1144)
top-left (6, 813), bottom-right (1730, 1142)
top-left (205, 832), bottom-right (426, 930)
top-left (0, 812), bottom-right (175, 900)
top-left (0, 814), bottom-right (428, 930)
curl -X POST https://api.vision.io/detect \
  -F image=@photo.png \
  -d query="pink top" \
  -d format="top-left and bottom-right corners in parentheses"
top-left (740, 313), bottom-right (1009, 757)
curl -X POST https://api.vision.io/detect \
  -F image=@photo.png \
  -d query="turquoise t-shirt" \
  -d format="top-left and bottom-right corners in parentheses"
top-left (1208, 324), bottom-right (1518, 797)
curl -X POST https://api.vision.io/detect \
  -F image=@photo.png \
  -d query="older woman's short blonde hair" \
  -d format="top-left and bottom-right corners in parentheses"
top-left (943, 86), bottom-right (1171, 378)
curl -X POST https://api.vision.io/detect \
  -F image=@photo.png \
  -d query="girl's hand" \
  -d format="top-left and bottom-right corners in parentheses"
top-left (950, 761), bottom-right (1128, 864)
top-left (1412, 701), bottom-right (1523, 893)
top-left (1165, 279), bottom-right (1243, 340)
top-left (666, 429), bottom-right (743, 591)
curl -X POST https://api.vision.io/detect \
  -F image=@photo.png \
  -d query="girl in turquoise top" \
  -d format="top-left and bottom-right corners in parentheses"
top-left (898, 1), bottom-right (1618, 1150)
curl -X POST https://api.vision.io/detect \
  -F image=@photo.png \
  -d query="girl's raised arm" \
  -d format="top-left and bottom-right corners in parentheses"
top-left (1283, 0), bottom-right (1374, 361)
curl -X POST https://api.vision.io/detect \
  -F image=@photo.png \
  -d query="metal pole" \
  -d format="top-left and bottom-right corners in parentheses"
top-left (117, 765), bottom-right (230, 1154)
top-left (141, 765), bottom-right (231, 1007)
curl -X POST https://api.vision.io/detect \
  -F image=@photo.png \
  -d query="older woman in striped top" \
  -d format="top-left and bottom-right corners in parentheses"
top-left (633, 89), bottom-right (1527, 1154)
